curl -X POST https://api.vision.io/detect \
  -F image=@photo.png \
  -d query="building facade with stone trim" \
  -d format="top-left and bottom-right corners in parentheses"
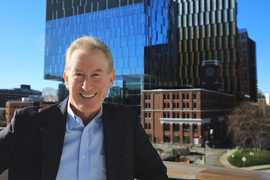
top-left (142, 88), bottom-right (233, 145)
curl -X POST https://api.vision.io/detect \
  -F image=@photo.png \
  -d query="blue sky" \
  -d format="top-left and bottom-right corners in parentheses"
top-left (0, 0), bottom-right (269, 95)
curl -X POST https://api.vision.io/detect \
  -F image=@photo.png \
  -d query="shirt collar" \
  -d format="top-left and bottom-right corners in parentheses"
top-left (67, 99), bottom-right (103, 129)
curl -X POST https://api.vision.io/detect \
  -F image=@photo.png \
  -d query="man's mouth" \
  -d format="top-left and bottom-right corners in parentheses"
top-left (80, 93), bottom-right (96, 98)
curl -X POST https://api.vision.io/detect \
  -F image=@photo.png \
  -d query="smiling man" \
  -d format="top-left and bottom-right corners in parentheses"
top-left (0, 36), bottom-right (168, 180)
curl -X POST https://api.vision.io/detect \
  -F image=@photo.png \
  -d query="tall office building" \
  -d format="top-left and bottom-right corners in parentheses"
top-left (44, 0), bottom-right (178, 114)
top-left (238, 28), bottom-right (257, 102)
top-left (177, 0), bottom-right (239, 103)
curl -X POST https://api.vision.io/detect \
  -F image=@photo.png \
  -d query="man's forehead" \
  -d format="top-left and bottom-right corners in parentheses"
top-left (72, 68), bottom-right (104, 72)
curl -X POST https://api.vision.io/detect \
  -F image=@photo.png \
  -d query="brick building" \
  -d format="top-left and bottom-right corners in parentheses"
top-left (0, 85), bottom-right (41, 108)
top-left (142, 88), bottom-right (233, 146)
top-left (5, 99), bottom-right (55, 125)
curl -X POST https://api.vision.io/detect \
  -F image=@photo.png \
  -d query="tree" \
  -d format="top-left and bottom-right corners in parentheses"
top-left (226, 102), bottom-right (269, 151)
top-left (0, 109), bottom-right (5, 120)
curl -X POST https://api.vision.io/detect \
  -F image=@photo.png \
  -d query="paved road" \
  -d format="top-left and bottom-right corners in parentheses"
top-left (187, 147), bottom-right (227, 167)
top-left (204, 148), bottom-right (227, 166)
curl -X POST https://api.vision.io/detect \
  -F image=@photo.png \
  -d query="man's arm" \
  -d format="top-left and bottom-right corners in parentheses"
top-left (133, 111), bottom-right (168, 180)
top-left (0, 111), bottom-right (18, 174)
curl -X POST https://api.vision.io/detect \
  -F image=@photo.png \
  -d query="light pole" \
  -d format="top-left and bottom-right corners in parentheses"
top-left (204, 135), bottom-right (206, 165)
top-left (204, 131), bottom-right (208, 165)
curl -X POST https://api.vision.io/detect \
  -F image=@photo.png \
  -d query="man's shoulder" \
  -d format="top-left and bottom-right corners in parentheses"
top-left (103, 102), bottom-right (135, 112)
top-left (15, 102), bottom-right (61, 118)
top-left (102, 102), bottom-right (138, 117)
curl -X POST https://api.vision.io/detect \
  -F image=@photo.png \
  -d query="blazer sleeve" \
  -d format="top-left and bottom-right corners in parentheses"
top-left (133, 111), bottom-right (168, 180)
top-left (0, 111), bottom-right (18, 174)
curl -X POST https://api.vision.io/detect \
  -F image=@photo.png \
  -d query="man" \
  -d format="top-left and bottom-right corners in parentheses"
top-left (0, 36), bottom-right (168, 180)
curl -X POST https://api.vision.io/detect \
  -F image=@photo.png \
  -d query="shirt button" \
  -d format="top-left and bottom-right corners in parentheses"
top-left (76, 118), bottom-right (79, 122)
top-left (84, 132), bottom-right (86, 135)
top-left (82, 156), bottom-right (85, 159)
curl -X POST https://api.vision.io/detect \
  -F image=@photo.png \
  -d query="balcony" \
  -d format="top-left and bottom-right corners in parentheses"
top-left (1, 163), bottom-right (269, 180)
top-left (165, 162), bottom-right (270, 179)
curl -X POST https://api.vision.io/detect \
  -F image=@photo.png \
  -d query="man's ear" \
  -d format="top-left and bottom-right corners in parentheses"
top-left (108, 71), bottom-right (115, 88)
top-left (63, 71), bottom-right (69, 90)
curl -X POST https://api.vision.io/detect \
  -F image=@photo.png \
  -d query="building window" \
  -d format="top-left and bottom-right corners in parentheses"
top-left (183, 113), bottom-right (185, 118)
top-left (164, 103), bottom-right (166, 108)
top-left (145, 124), bottom-right (148, 129)
top-left (193, 94), bottom-right (196, 99)
top-left (145, 95), bottom-right (147, 100)
top-left (145, 112), bottom-right (148, 118)
top-left (163, 113), bottom-right (166, 118)
top-left (177, 94), bottom-right (179, 99)
top-left (164, 135), bottom-right (170, 142)
top-left (163, 94), bottom-right (166, 100)
top-left (194, 113), bottom-right (197, 118)
top-left (186, 94), bottom-right (189, 99)
top-left (173, 94), bottom-right (175, 99)
top-left (183, 124), bottom-right (190, 132)
top-left (167, 103), bottom-right (170, 108)
top-left (149, 103), bottom-right (151, 108)
top-left (149, 123), bottom-right (151, 130)
top-left (183, 136), bottom-right (190, 144)
top-left (167, 113), bottom-right (170, 118)
top-left (173, 103), bottom-right (175, 108)
top-left (187, 103), bottom-right (189, 109)
top-left (193, 124), bottom-right (198, 132)
top-left (173, 124), bottom-right (180, 131)
top-left (145, 103), bottom-right (147, 108)
top-left (164, 124), bottom-right (170, 131)
top-left (182, 94), bottom-right (185, 99)
top-left (167, 94), bottom-right (169, 99)
top-left (183, 103), bottom-right (185, 109)
top-left (173, 113), bottom-right (175, 118)
top-left (177, 113), bottom-right (179, 118)
top-left (149, 113), bottom-right (151, 118)
top-left (173, 135), bottom-right (180, 143)
top-left (187, 113), bottom-right (189, 118)
top-left (177, 103), bottom-right (179, 108)
top-left (148, 95), bottom-right (151, 100)
top-left (194, 103), bottom-right (197, 109)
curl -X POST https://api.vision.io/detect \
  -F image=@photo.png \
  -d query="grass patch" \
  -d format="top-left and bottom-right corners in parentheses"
top-left (228, 148), bottom-right (270, 167)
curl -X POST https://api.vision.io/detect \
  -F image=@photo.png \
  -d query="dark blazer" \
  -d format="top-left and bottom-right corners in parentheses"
top-left (0, 98), bottom-right (167, 180)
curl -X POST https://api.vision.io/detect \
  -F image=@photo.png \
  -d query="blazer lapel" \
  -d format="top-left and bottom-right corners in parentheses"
top-left (41, 98), bottom-right (68, 180)
top-left (103, 104), bottom-right (124, 180)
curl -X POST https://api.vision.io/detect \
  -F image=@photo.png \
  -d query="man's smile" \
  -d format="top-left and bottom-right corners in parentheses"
top-left (80, 93), bottom-right (97, 98)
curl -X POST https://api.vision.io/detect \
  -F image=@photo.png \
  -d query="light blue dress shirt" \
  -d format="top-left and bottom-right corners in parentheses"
top-left (56, 101), bottom-right (106, 180)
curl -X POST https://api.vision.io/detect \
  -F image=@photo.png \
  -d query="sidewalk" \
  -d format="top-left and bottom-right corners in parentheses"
top-left (219, 149), bottom-right (270, 171)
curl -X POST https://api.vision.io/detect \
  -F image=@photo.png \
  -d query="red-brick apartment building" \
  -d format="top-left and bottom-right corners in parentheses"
top-left (142, 88), bottom-right (234, 146)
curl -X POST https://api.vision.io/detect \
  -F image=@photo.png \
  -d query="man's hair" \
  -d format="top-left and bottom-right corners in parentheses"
top-left (65, 36), bottom-right (114, 74)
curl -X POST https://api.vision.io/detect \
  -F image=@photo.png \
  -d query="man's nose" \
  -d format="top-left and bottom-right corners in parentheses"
top-left (82, 76), bottom-right (93, 91)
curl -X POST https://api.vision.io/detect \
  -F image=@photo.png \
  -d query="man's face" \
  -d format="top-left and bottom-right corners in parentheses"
top-left (64, 49), bottom-right (115, 120)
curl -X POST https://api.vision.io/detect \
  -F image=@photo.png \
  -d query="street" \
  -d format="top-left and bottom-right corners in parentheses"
top-left (186, 147), bottom-right (227, 166)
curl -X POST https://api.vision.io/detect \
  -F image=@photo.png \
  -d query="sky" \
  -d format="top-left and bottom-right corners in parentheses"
top-left (0, 0), bottom-right (269, 94)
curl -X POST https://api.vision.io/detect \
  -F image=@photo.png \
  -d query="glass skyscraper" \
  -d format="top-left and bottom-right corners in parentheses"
top-left (177, 0), bottom-right (239, 103)
top-left (44, 0), bottom-right (178, 114)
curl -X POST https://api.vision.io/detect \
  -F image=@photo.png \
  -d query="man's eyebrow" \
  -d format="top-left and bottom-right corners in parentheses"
top-left (93, 69), bottom-right (104, 73)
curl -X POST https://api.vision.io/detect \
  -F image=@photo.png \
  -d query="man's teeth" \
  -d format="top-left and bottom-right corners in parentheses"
top-left (81, 94), bottom-right (95, 98)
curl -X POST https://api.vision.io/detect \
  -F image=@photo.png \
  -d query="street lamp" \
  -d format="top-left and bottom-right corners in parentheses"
top-left (204, 131), bottom-right (208, 165)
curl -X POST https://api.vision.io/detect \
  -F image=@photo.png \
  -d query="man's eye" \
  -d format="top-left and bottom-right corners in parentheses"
top-left (74, 73), bottom-right (83, 77)
top-left (93, 74), bottom-right (100, 76)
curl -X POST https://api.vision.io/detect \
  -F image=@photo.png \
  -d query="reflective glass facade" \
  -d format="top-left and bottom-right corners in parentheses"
top-left (177, 0), bottom-right (239, 103)
top-left (44, 0), bottom-right (178, 114)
